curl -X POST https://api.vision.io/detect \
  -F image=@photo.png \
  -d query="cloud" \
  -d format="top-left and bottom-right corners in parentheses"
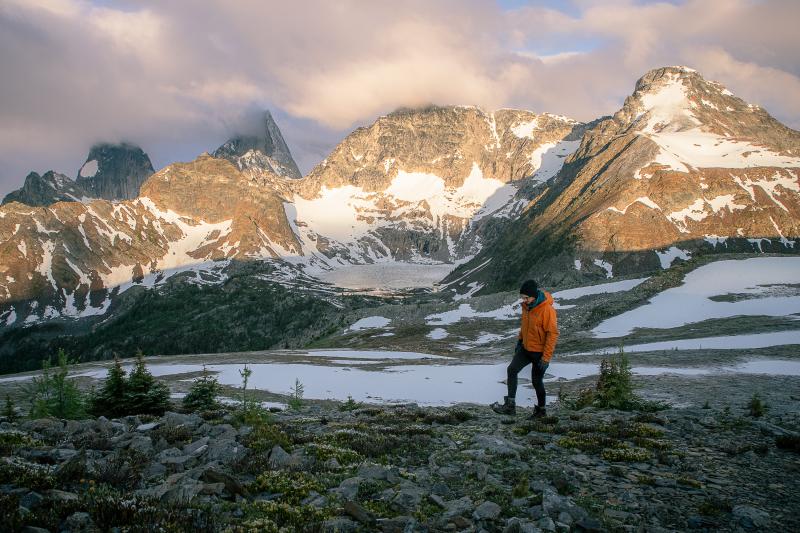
top-left (1, 0), bottom-right (799, 197)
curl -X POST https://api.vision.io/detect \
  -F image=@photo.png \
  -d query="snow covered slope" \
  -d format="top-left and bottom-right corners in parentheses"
top-left (0, 106), bottom-right (582, 325)
top-left (448, 66), bottom-right (800, 293)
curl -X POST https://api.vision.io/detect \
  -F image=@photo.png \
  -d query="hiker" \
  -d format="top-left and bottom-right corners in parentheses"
top-left (491, 279), bottom-right (559, 417)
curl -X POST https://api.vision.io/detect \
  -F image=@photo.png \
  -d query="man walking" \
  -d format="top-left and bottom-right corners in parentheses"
top-left (492, 279), bottom-right (559, 417)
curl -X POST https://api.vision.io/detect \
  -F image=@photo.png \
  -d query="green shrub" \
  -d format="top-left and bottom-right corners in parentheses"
top-left (0, 493), bottom-right (24, 531)
top-left (183, 366), bottom-right (221, 412)
top-left (512, 474), bottom-right (529, 498)
top-left (25, 349), bottom-right (86, 419)
top-left (150, 423), bottom-right (193, 446)
top-left (83, 484), bottom-right (218, 531)
top-left (89, 351), bottom-right (170, 418)
top-left (237, 501), bottom-right (331, 532)
top-left (595, 349), bottom-right (635, 409)
top-left (238, 364), bottom-right (255, 411)
top-left (89, 356), bottom-right (127, 418)
top-left (92, 448), bottom-right (150, 489)
top-left (601, 445), bottom-right (651, 462)
top-left (697, 495), bottom-right (732, 517)
top-left (747, 393), bottom-right (767, 418)
top-left (0, 431), bottom-right (42, 456)
top-left (288, 378), bottom-right (304, 411)
top-left (244, 421), bottom-right (292, 454)
top-left (339, 395), bottom-right (362, 412)
top-left (559, 348), bottom-right (666, 412)
top-left (3, 395), bottom-right (18, 422)
top-left (252, 471), bottom-right (323, 504)
top-left (306, 442), bottom-right (363, 466)
top-left (0, 459), bottom-right (56, 490)
top-left (422, 407), bottom-right (473, 424)
top-left (124, 350), bottom-right (170, 416)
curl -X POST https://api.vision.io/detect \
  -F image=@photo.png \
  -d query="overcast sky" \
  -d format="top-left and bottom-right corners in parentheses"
top-left (1, 0), bottom-right (799, 197)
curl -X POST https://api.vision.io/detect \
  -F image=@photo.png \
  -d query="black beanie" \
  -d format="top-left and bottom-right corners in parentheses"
top-left (520, 279), bottom-right (538, 297)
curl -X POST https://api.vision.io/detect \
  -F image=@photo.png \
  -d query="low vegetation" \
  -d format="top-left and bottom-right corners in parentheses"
top-left (24, 350), bottom-right (86, 420)
top-left (559, 348), bottom-right (667, 412)
top-left (89, 351), bottom-right (170, 417)
top-left (182, 366), bottom-right (222, 412)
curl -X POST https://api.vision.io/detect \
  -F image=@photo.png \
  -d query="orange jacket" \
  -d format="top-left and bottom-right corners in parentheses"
top-left (519, 290), bottom-right (559, 362)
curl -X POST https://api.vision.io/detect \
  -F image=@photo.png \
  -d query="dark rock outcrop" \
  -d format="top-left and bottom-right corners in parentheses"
top-left (76, 142), bottom-right (155, 201)
top-left (213, 110), bottom-right (302, 179)
top-left (2, 171), bottom-right (85, 206)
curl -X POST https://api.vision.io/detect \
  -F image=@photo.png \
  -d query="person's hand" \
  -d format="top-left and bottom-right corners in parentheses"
top-left (537, 359), bottom-right (549, 373)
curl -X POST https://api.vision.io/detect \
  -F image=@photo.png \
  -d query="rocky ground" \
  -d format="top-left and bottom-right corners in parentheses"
top-left (1, 392), bottom-right (799, 532)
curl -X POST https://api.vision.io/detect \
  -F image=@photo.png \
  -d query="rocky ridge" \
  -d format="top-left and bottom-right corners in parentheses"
top-left (0, 155), bottom-right (302, 325)
top-left (448, 66), bottom-right (800, 292)
top-left (213, 111), bottom-right (302, 179)
top-left (0, 400), bottom-right (797, 531)
top-left (1, 171), bottom-right (87, 207)
top-left (2, 143), bottom-right (155, 207)
top-left (0, 105), bottom-right (582, 326)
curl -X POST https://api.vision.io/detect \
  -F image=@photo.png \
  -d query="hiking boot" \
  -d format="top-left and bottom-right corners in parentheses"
top-left (491, 396), bottom-right (516, 416)
top-left (529, 405), bottom-right (547, 419)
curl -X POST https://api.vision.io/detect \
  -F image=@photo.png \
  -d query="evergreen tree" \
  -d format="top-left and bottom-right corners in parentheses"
top-left (3, 394), bottom-right (17, 422)
top-left (124, 350), bottom-right (170, 415)
top-left (26, 349), bottom-right (85, 419)
top-left (183, 366), bottom-right (221, 412)
top-left (89, 356), bottom-right (127, 417)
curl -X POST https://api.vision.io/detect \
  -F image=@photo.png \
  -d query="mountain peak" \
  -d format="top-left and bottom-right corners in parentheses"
top-left (1, 171), bottom-right (83, 206)
top-left (76, 142), bottom-right (155, 201)
top-left (608, 66), bottom-right (800, 153)
top-left (213, 110), bottom-right (302, 179)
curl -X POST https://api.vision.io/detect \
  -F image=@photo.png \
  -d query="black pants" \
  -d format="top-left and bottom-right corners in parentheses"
top-left (507, 342), bottom-right (548, 407)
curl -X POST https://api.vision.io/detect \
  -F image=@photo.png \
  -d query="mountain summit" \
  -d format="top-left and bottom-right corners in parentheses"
top-left (76, 143), bottom-right (155, 201)
top-left (448, 66), bottom-right (800, 292)
top-left (212, 111), bottom-right (302, 179)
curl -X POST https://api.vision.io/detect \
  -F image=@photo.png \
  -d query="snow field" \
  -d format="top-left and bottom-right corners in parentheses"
top-left (55, 355), bottom-right (800, 407)
top-left (347, 316), bottom-right (391, 331)
top-left (592, 257), bottom-right (800, 338)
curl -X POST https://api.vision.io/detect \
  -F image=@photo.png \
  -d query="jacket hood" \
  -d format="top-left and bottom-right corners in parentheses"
top-left (527, 289), bottom-right (554, 311)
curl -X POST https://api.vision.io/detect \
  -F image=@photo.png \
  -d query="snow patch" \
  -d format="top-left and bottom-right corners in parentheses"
top-left (529, 140), bottom-right (581, 184)
top-left (348, 316), bottom-right (391, 331)
top-left (588, 330), bottom-right (800, 354)
top-left (655, 246), bottom-right (691, 269)
top-left (748, 238), bottom-right (772, 252)
top-left (704, 235), bottom-right (728, 248)
top-left (511, 118), bottom-right (539, 138)
top-left (318, 263), bottom-right (455, 290)
top-left (427, 328), bottom-right (449, 340)
top-left (769, 216), bottom-right (794, 248)
top-left (639, 73), bottom-right (698, 133)
top-left (453, 281), bottom-right (484, 301)
top-left (35, 241), bottom-right (58, 289)
top-left (553, 277), bottom-right (649, 300)
top-left (646, 130), bottom-right (800, 171)
top-left (425, 302), bottom-right (518, 326)
top-left (593, 259), bottom-right (613, 278)
top-left (607, 196), bottom-right (661, 214)
top-left (731, 172), bottom-right (800, 212)
top-left (79, 160), bottom-right (98, 178)
top-left (593, 257), bottom-right (800, 337)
